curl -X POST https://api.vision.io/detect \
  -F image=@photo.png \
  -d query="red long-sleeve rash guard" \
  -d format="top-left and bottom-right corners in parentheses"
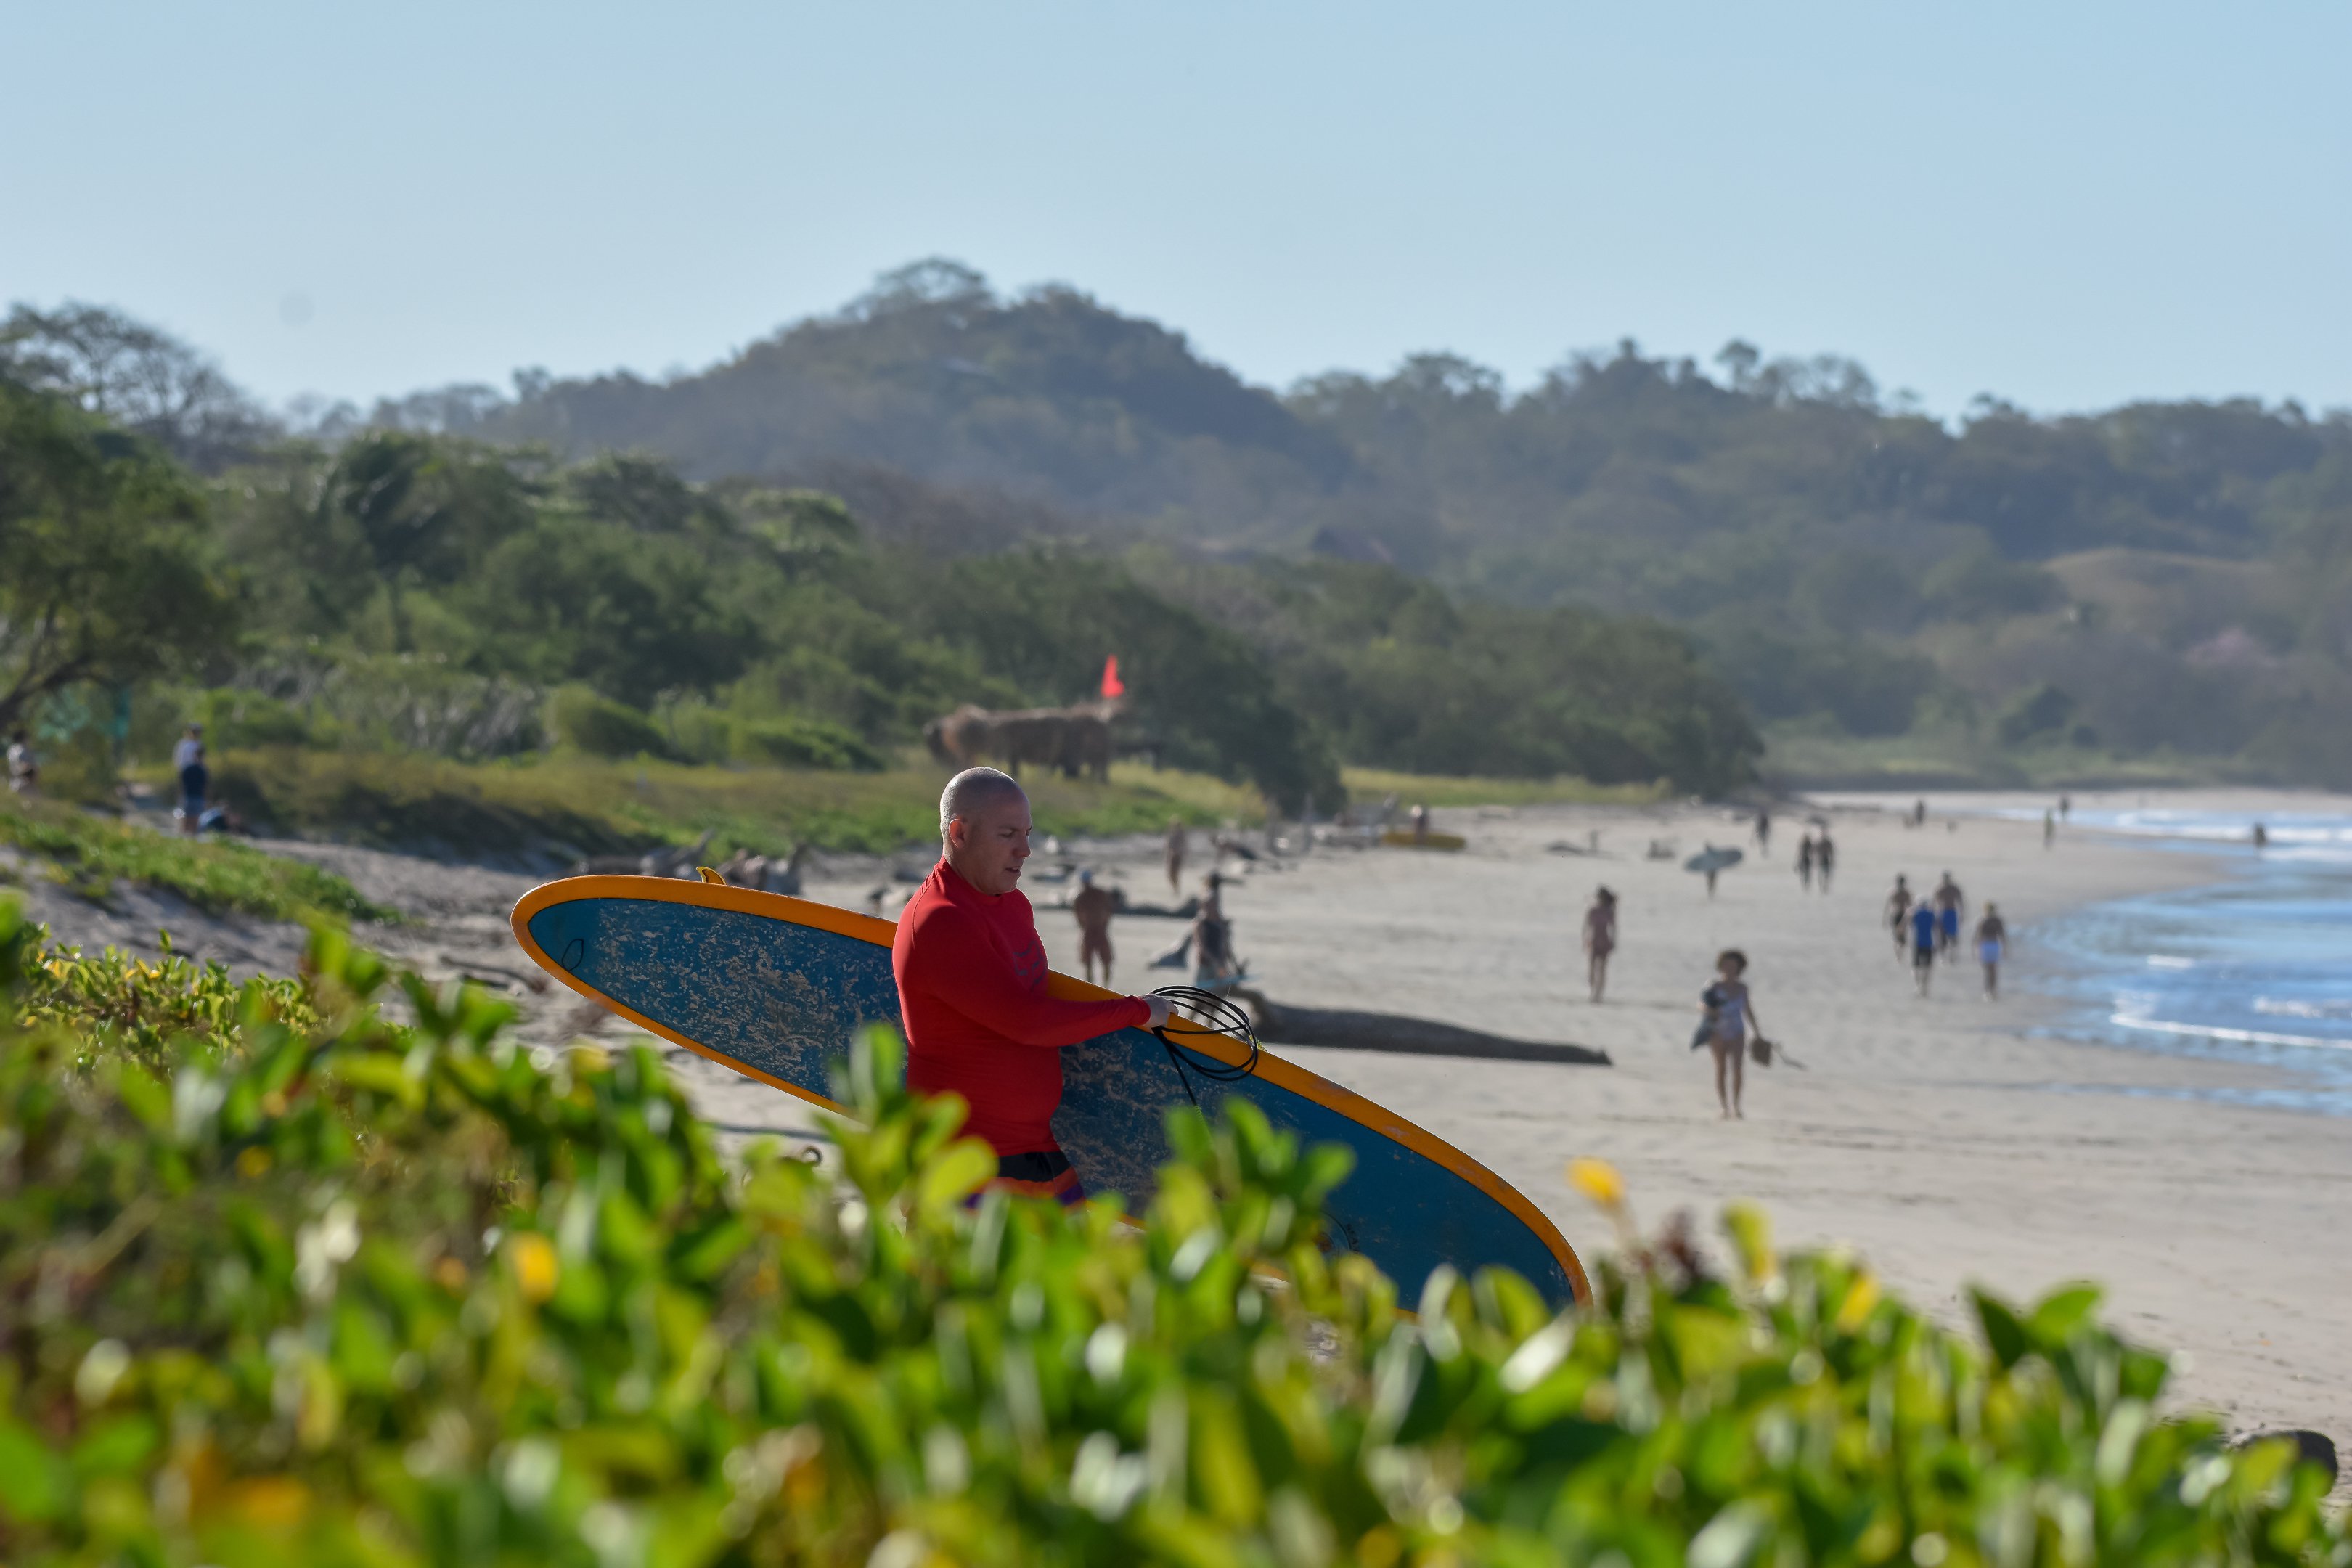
top-left (892, 862), bottom-right (1148, 1156)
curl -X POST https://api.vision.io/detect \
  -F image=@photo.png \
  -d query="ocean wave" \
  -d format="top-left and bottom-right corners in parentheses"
top-left (2107, 1011), bottom-right (2352, 1052)
top-left (2253, 996), bottom-right (2352, 1018)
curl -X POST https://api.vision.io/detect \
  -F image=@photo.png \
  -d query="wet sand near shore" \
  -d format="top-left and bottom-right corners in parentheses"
top-left (1011, 801), bottom-right (2349, 1453)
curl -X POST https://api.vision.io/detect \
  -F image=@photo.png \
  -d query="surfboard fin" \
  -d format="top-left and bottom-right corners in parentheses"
top-left (696, 866), bottom-right (726, 885)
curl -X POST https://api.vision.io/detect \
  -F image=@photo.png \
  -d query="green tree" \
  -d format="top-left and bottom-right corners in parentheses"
top-left (0, 383), bottom-right (237, 733)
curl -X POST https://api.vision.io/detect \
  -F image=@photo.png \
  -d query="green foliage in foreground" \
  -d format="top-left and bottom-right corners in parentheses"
top-left (0, 796), bottom-right (393, 923)
top-left (0, 907), bottom-right (2340, 1568)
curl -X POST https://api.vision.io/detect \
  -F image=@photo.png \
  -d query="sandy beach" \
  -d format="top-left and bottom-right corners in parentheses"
top-left (967, 794), bottom-right (2350, 1453)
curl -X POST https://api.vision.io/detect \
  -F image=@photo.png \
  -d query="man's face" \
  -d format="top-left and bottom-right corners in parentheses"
top-left (947, 792), bottom-right (1033, 896)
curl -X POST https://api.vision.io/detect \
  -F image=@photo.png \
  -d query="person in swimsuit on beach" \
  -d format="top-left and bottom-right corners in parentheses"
top-left (1814, 828), bottom-right (1835, 893)
top-left (1796, 832), bottom-right (1815, 891)
top-left (1699, 949), bottom-right (1765, 1119)
top-left (1910, 902), bottom-right (1939, 997)
top-left (1885, 874), bottom-right (1913, 959)
top-left (1933, 872), bottom-right (1964, 959)
top-left (1164, 815), bottom-right (1187, 896)
top-left (1975, 903), bottom-right (2007, 1000)
top-left (1071, 869), bottom-right (1116, 985)
top-left (1582, 886), bottom-right (1617, 1002)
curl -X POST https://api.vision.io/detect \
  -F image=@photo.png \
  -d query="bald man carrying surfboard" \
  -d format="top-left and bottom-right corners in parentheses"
top-left (892, 767), bottom-right (1174, 1206)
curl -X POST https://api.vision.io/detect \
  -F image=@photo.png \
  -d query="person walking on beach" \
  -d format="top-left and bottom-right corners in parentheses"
top-left (1885, 874), bottom-right (1913, 957)
top-left (2043, 809), bottom-right (2056, 849)
top-left (1910, 901), bottom-right (1939, 996)
top-left (1582, 886), bottom-right (1618, 1003)
top-left (1814, 828), bottom-right (1835, 893)
top-left (1699, 950), bottom-right (1765, 1119)
top-left (5, 730), bottom-right (36, 796)
top-left (1795, 833), bottom-right (1816, 891)
top-left (1193, 873), bottom-right (1237, 985)
top-left (1753, 807), bottom-right (1771, 858)
top-left (1975, 902), bottom-right (2008, 999)
top-left (1933, 872), bottom-right (1965, 960)
top-left (1164, 816), bottom-right (1187, 896)
top-left (1071, 870), bottom-right (1116, 986)
top-left (173, 724), bottom-right (208, 836)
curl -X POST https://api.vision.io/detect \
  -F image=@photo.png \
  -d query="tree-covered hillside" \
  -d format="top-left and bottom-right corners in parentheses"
top-left (0, 320), bottom-right (1765, 817)
top-left (362, 261), bottom-right (2352, 785)
top-left (18, 267), bottom-right (2352, 789)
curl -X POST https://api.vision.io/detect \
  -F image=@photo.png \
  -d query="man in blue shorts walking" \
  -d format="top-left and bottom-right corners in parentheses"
top-left (1933, 872), bottom-right (1964, 960)
top-left (1911, 902), bottom-right (1939, 997)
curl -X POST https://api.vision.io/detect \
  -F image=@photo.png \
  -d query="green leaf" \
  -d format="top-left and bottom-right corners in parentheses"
top-left (0, 1418), bottom-right (70, 1522)
top-left (1971, 1287), bottom-right (2030, 1369)
top-left (917, 1138), bottom-right (996, 1217)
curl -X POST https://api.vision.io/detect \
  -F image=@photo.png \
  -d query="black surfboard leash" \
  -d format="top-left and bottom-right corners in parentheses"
top-left (1149, 985), bottom-right (1262, 1107)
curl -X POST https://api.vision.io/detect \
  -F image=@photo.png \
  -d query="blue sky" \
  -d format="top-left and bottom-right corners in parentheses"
top-left (7, 1), bottom-right (2346, 417)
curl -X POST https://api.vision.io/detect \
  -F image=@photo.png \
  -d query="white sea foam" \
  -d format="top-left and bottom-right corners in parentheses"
top-left (2254, 997), bottom-right (2352, 1018)
top-left (2107, 1012), bottom-right (2352, 1052)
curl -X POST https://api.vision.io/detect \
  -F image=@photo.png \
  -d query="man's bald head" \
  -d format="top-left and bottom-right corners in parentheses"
top-left (941, 767), bottom-right (1026, 838)
top-left (939, 768), bottom-right (1033, 897)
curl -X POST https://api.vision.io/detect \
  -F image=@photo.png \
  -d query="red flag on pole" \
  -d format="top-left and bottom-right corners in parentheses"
top-left (1100, 655), bottom-right (1125, 699)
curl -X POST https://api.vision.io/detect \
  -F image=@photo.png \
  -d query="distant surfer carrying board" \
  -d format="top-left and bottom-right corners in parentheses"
top-left (893, 767), bottom-right (1172, 1206)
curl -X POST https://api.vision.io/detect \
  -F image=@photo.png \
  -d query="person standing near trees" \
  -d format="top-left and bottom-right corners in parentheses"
top-left (5, 730), bottom-right (36, 796)
top-left (172, 723), bottom-right (207, 836)
top-left (1581, 886), bottom-right (1618, 1003)
top-left (893, 768), bottom-right (1172, 1208)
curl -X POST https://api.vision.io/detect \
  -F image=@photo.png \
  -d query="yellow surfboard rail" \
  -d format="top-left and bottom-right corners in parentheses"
top-left (512, 874), bottom-right (1590, 1305)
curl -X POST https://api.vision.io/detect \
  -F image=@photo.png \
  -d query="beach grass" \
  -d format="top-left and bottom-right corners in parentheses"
top-left (1339, 767), bottom-right (1670, 809)
top-left (0, 795), bottom-right (395, 924)
top-left (1757, 726), bottom-right (2256, 793)
top-left (190, 748), bottom-right (1271, 859)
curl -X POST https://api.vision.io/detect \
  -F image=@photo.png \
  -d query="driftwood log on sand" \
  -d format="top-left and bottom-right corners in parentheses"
top-left (1232, 989), bottom-right (1610, 1066)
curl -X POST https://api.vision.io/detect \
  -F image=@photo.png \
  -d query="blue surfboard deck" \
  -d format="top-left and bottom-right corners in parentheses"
top-left (513, 876), bottom-right (1587, 1306)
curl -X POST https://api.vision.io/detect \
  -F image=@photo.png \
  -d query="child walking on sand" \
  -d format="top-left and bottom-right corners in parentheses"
top-left (1698, 950), bottom-right (1766, 1119)
top-left (1975, 903), bottom-right (2008, 999)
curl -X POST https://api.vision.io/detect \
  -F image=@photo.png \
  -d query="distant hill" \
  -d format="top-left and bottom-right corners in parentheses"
top-left (438, 258), bottom-right (2352, 783)
top-left (480, 259), bottom-right (1363, 536)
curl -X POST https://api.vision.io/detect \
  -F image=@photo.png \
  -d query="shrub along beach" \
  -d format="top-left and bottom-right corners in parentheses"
top-left (1, 903), bottom-right (2342, 1566)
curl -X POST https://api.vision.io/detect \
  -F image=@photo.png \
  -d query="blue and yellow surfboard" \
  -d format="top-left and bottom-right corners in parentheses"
top-left (513, 876), bottom-right (1588, 1305)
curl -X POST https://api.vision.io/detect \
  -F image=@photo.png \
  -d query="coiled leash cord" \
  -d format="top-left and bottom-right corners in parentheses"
top-left (1150, 984), bottom-right (1262, 1106)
